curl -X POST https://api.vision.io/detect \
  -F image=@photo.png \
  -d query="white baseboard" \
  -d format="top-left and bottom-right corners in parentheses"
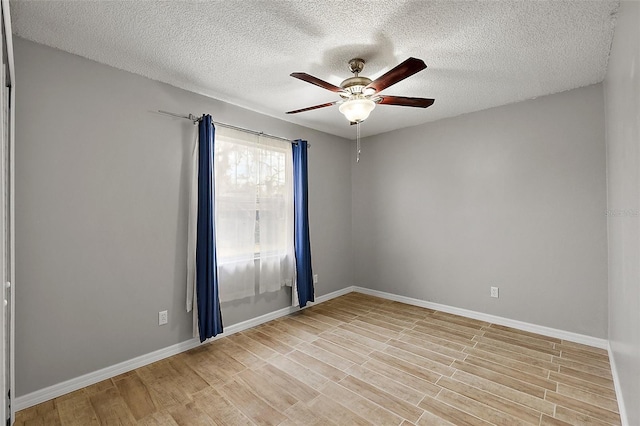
top-left (607, 343), bottom-right (629, 426)
top-left (314, 286), bottom-right (354, 304)
top-left (15, 338), bottom-right (203, 413)
top-left (15, 284), bottom-right (611, 412)
top-left (14, 286), bottom-right (351, 411)
top-left (352, 286), bottom-right (609, 349)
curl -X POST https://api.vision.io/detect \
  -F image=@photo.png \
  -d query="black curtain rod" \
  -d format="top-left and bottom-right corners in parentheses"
top-left (157, 110), bottom-right (306, 146)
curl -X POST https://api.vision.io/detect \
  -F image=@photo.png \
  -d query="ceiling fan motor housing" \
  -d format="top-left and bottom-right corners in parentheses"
top-left (341, 58), bottom-right (372, 96)
top-left (340, 76), bottom-right (373, 96)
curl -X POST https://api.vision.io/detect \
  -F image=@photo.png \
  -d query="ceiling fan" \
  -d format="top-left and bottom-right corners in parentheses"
top-left (286, 57), bottom-right (434, 123)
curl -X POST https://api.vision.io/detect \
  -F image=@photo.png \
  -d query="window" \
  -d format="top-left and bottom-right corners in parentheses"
top-left (214, 126), bottom-right (294, 302)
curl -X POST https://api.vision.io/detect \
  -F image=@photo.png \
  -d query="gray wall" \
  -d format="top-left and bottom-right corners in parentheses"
top-left (14, 38), bottom-right (352, 396)
top-left (352, 84), bottom-right (608, 338)
top-left (604, 2), bottom-right (640, 424)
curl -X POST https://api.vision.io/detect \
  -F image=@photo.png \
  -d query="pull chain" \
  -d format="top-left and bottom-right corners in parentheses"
top-left (356, 121), bottom-right (361, 163)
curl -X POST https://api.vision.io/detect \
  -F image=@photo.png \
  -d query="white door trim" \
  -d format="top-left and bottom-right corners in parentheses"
top-left (1, 1), bottom-right (15, 422)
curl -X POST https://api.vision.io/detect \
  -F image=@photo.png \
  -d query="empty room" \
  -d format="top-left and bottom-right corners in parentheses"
top-left (1, 0), bottom-right (638, 425)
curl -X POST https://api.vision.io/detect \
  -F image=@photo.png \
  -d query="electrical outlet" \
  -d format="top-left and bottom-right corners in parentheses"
top-left (313, 274), bottom-right (318, 284)
top-left (159, 310), bottom-right (168, 325)
top-left (490, 287), bottom-right (499, 298)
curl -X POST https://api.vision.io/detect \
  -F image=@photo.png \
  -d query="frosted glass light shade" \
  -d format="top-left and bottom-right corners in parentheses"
top-left (339, 98), bottom-right (376, 122)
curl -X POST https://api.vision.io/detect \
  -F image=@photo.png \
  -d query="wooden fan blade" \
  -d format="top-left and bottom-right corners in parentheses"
top-left (377, 96), bottom-right (435, 108)
top-left (365, 58), bottom-right (427, 94)
top-left (290, 72), bottom-right (344, 93)
top-left (286, 101), bottom-right (337, 114)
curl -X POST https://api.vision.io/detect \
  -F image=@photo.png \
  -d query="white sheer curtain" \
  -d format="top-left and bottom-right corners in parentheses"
top-left (257, 137), bottom-right (294, 293)
top-left (215, 129), bottom-right (258, 302)
top-left (214, 127), bottom-right (294, 302)
top-left (186, 133), bottom-right (198, 334)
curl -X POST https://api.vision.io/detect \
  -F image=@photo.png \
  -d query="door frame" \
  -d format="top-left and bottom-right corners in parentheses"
top-left (0, 0), bottom-right (15, 423)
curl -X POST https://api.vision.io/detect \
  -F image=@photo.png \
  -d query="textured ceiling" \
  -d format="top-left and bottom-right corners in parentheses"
top-left (10, 0), bottom-right (618, 139)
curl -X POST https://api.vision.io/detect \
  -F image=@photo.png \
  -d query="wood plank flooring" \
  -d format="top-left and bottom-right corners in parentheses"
top-left (15, 293), bottom-right (621, 425)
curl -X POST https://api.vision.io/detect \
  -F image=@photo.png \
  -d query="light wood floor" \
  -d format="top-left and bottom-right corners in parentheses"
top-left (16, 293), bottom-right (621, 426)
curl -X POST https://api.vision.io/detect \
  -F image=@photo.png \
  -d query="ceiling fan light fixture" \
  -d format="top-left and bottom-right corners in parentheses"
top-left (339, 98), bottom-right (376, 123)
